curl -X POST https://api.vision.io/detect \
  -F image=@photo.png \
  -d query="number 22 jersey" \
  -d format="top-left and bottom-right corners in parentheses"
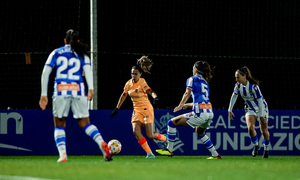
top-left (45, 45), bottom-right (91, 97)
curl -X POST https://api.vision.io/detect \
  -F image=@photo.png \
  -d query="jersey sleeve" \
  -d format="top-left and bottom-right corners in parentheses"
top-left (123, 81), bottom-right (130, 94)
top-left (82, 54), bottom-right (91, 66)
top-left (45, 50), bottom-right (57, 68)
top-left (41, 66), bottom-right (53, 96)
top-left (252, 85), bottom-right (262, 99)
top-left (233, 83), bottom-right (239, 95)
top-left (186, 77), bottom-right (193, 90)
top-left (228, 92), bottom-right (238, 112)
top-left (141, 79), bottom-right (151, 93)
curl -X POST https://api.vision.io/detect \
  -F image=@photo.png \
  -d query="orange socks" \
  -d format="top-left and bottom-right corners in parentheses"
top-left (155, 133), bottom-right (166, 141)
top-left (138, 133), bottom-right (166, 153)
top-left (138, 137), bottom-right (151, 153)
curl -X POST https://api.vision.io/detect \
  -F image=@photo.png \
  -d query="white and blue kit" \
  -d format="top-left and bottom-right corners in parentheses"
top-left (228, 81), bottom-right (269, 121)
top-left (166, 74), bottom-right (217, 155)
top-left (41, 44), bottom-right (93, 118)
top-left (184, 74), bottom-right (214, 128)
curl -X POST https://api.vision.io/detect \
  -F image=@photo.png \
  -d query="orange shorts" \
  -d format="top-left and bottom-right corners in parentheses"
top-left (131, 106), bottom-right (154, 124)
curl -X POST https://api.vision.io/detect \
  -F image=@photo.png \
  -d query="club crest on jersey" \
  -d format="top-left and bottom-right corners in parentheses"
top-left (135, 88), bottom-right (139, 93)
top-left (153, 112), bottom-right (185, 153)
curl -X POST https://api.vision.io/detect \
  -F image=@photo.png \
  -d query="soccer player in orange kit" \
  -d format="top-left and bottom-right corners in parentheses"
top-left (109, 56), bottom-right (166, 159)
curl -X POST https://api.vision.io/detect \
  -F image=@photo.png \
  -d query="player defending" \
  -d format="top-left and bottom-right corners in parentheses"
top-left (156, 61), bottom-right (221, 159)
top-left (228, 66), bottom-right (270, 158)
top-left (39, 29), bottom-right (112, 162)
top-left (109, 56), bottom-right (167, 159)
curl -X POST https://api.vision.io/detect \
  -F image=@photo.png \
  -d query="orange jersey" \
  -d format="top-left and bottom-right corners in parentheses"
top-left (124, 78), bottom-right (152, 109)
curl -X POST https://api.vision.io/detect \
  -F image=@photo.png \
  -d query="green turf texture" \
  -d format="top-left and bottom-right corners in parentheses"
top-left (0, 155), bottom-right (299, 180)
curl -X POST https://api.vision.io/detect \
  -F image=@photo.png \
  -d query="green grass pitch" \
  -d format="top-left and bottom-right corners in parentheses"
top-left (0, 155), bottom-right (299, 180)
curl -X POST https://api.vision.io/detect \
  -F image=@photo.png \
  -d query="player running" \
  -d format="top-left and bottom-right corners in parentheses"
top-left (39, 29), bottom-right (112, 162)
top-left (109, 56), bottom-right (167, 159)
top-left (156, 61), bottom-right (221, 159)
top-left (228, 66), bottom-right (270, 159)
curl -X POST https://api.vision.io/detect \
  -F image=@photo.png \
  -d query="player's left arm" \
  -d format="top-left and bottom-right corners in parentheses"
top-left (174, 88), bottom-right (192, 112)
top-left (253, 85), bottom-right (267, 123)
top-left (146, 88), bottom-right (160, 106)
top-left (146, 88), bottom-right (157, 99)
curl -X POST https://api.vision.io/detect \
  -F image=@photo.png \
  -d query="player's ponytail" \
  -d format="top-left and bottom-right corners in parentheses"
top-left (65, 29), bottom-right (88, 57)
top-left (194, 61), bottom-right (213, 83)
top-left (237, 66), bottom-right (259, 85)
top-left (137, 56), bottom-right (153, 74)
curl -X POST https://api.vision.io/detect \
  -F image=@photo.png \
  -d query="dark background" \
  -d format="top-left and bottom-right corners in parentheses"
top-left (0, 0), bottom-right (299, 110)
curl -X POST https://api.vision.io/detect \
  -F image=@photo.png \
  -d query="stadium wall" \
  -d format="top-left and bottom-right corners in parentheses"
top-left (0, 109), bottom-right (299, 156)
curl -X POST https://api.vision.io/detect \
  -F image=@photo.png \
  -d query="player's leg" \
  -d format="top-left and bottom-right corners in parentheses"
top-left (144, 110), bottom-right (166, 142)
top-left (132, 120), bottom-right (154, 158)
top-left (145, 123), bottom-right (166, 141)
top-left (259, 120), bottom-right (270, 159)
top-left (54, 116), bottom-right (67, 162)
top-left (196, 126), bottom-right (221, 159)
top-left (246, 115), bottom-right (260, 157)
top-left (73, 96), bottom-right (112, 161)
top-left (53, 96), bottom-right (70, 162)
top-left (156, 114), bottom-right (188, 156)
top-left (167, 114), bottom-right (188, 151)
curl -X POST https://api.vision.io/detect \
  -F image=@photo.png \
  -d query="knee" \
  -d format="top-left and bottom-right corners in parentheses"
top-left (146, 132), bottom-right (155, 139)
top-left (247, 124), bottom-right (255, 132)
top-left (133, 127), bottom-right (143, 137)
top-left (78, 118), bottom-right (90, 129)
top-left (261, 128), bottom-right (269, 136)
top-left (168, 119), bottom-right (176, 127)
top-left (196, 126), bottom-right (206, 137)
top-left (132, 128), bottom-right (138, 136)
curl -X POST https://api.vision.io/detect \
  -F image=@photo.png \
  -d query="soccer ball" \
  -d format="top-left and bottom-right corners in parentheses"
top-left (108, 139), bottom-right (122, 154)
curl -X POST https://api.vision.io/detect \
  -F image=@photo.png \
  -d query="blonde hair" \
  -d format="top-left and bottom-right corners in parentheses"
top-left (137, 56), bottom-right (153, 74)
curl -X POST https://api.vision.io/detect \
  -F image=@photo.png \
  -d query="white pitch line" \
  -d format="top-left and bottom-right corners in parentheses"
top-left (0, 175), bottom-right (61, 180)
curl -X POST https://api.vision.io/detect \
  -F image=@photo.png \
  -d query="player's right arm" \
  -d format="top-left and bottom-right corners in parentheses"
top-left (228, 92), bottom-right (238, 120)
top-left (228, 83), bottom-right (239, 120)
top-left (39, 65), bottom-right (53, 110)
top-left (182, 103), bottom-right (193, 110)
top-left (39, 50), bottom-right (56, 110)
top-left (109, 92), bottom-right (127, 118)
top-left (116, 92), bottom-right (128, 109)
top-left (174, 88), bottom-right (192, 112)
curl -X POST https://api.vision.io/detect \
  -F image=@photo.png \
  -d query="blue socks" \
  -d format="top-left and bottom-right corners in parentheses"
top-left (199, 134), bottom-right (218, 156)
top-left (167, 120), bottom-right (176, 151)
top-left (83, 124), bottom-right (105, 154)
top-left (54, 127), bottom-right (66, 157)
top-left (250, 135), bottom-right (259, 146)
top-left (263, 139), bottom-right (270, 151)
top-left (54, 124), bottom-right (105, 156)
top-left (251, 135), bottom-right (270, 151)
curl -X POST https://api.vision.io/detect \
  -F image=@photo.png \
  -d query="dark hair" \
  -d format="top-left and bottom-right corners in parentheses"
top-left (132, 65), bottom-right (143, 74)
top-left (65, 29), bottom-right (88, 56)
top-left (194, 61), bottom-right (213, 83)
top-left (236, 66), bottom-right (259, 85)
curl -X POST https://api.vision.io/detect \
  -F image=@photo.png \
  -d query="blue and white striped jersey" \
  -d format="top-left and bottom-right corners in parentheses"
top-left (45, 45), bottom-right (91, 96)
top-left (186, 74), bottom-right (213, 116)
top-left (232, 81), bottom-right (268, 112)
